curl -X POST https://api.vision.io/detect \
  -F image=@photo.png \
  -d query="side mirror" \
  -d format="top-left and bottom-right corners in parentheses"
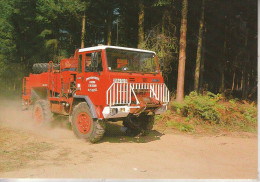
top-left (91, 52), bottom-right (98, 69)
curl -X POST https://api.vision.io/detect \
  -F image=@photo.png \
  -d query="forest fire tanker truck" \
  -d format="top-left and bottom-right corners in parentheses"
top-left (22, 45), bottom-right (170, 143)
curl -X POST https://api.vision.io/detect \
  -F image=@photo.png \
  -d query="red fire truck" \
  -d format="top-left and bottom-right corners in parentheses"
top-left (22, 45), bottom-right (170, 142)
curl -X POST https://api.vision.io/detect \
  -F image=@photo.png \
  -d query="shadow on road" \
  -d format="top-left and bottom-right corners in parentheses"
top-left (45, 117), bottom-right (164, 144)
top-left (100, 121), bottom-right (164, 144)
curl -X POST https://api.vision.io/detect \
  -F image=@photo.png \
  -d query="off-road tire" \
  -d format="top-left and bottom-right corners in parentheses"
top-left (123, 114), bottom-right (154, 136)
top-left (123, 119), bottom-right (131, 128)
top-left (140, 115), bottom-right (155, 136)
top-left (30, 89), bottom-right (40, 104)
top-left (122, 116), bottom-right (140, 136)
top-left (71, 102), bottom-right (106, 143)
top-left (33, 63), bottom-right (60, 74)
top-left (32, 100), bottom-right (53, 126)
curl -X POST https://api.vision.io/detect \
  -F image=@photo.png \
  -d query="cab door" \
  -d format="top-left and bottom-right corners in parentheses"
top-left (75, 53), bottom-right (85, 95)
top-left (82, 51), bottom-right (105, 105)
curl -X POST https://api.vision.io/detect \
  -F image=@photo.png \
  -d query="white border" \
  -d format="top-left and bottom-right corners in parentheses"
top-left (0, 179), bottom-right (258, 182)
top-left (257, 0), bottom-right (260, 180)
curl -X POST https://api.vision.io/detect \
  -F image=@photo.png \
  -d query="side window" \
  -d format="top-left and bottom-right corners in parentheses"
top-left (78, 54), bottom-right (82, 73)
top-left (85, 53), bottom-right (92, 72)
top-left (85, 51), bottom-right (103, 72)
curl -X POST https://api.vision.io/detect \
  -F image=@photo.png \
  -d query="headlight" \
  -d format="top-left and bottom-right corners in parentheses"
top-left (110, 108), bottom-right (118, 115)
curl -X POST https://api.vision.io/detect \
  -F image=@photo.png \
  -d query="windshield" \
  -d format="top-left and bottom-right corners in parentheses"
top-left (106, 48), bottom-right (158, 73)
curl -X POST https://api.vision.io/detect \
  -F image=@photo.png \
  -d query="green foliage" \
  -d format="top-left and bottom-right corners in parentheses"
top-left (170, 91), bottom-right (257, 133)
top-left (0, 0), bottom-right (90, 94)
top-left (140, 0), bottom-right (179, 82)
top-left (240, 104), bottom-right (257, 124)
top-left (39, 29), bottom-right (52, 38)
top-left (155, 114), bottom-right (163, 121)
top-left (229, 98), bottom-right (238, 105)
top-left (172, 91), bottom-right (221, 123)
top-left (167, 120), bottom-right (194, 132)
top-left (153, 0), bottom-right (175, 7)
top-left (45, 39), bottom-right (58, 49)
top-left (140, 32), bottom-right (178, 83)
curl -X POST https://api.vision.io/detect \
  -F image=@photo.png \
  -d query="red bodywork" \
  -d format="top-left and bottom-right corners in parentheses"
top-left (22, 47), bottom-right (166, 119)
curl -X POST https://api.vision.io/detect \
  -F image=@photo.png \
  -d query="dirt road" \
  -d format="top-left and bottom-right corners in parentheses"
top-left (0, 99), bottom-right (257, 179)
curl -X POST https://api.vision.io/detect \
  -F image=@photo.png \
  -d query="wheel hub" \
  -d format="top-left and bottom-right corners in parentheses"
top-left (77, 112), bottom-right (91, 134)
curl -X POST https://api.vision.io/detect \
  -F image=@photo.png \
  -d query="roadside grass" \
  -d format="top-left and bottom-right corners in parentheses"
top-left (0, 126), bottom-right (54, 172)
top-left (155, 91), bottom-right (257, 135)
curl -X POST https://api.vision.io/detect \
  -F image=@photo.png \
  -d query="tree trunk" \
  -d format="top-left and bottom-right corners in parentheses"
top-left (81, 12), bottom-right (86, 48)
top-left (107, 9), bottom-right (112, 46)
top-left (176, 0), bottom-right (188, 103)
top-left (220, 69), bottom-right (225, 93)
top-left (116, 18), bottom-right (119, 45)
top-left (231, 71), bottom-right (235, 91)
top-left (199, 42), bottom-right (205, 93)
top-left (194, 0), bottom-right (205, 92)
top-left (236, 72), bottom-right (239, 90)
top-left (242, 28), bottom-right (249, 99)
top-left (138, 0), bottom-right (144, 48)
top-left (199, 22), bottom-right (206, 94)
top-left (220, 17), bottom-right (228, 93)
top-left (242, 54), bottom-right (249, 99)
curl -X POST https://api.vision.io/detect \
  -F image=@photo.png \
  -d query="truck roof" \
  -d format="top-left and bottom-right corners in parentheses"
top-left (79, 45), bottom-right (156, 54)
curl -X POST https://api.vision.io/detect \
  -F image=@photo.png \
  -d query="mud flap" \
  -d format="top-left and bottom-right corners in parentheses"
top-left (73, 95), bottom-right (97, 119)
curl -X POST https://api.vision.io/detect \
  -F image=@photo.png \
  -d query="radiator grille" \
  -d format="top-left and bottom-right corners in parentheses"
top-left (106, 82), bottom-right (170, 107)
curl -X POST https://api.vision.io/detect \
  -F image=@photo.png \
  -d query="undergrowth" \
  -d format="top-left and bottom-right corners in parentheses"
top-left (156, 91), bottom-right (257, 134)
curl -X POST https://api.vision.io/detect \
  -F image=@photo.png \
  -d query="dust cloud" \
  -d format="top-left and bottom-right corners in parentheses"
top-left (0, 98), bottom-right (76, 140)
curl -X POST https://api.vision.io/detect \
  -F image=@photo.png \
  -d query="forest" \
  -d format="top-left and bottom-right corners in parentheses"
top-left (0, 0), bottom-right (257, 101)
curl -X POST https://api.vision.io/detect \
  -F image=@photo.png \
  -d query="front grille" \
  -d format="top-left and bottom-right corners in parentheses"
top-left (106, 82), bottom-right (170, 106)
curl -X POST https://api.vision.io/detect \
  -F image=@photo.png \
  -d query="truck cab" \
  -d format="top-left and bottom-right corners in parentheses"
top-left (74, 46), bottom-right (169, 119)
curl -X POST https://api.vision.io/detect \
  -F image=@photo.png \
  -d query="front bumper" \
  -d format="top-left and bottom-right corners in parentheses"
top-left (102, 104), bottom-right (167, 119)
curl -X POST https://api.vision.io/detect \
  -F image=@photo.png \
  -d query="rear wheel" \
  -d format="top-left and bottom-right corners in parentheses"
top-left (71, 102), bottom-right (105, 143)
top-left (32, 100), bottom-right (53, 126)
top-left (30, 89), bottom-right (40, 105)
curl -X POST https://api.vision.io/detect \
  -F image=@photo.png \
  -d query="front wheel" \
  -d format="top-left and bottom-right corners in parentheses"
top-left (123, 114), bottom-right (155, 136)
top-left (71, 102), bottom-right (106, 143)
top-left (140, 115), bottom-right (155, 136)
